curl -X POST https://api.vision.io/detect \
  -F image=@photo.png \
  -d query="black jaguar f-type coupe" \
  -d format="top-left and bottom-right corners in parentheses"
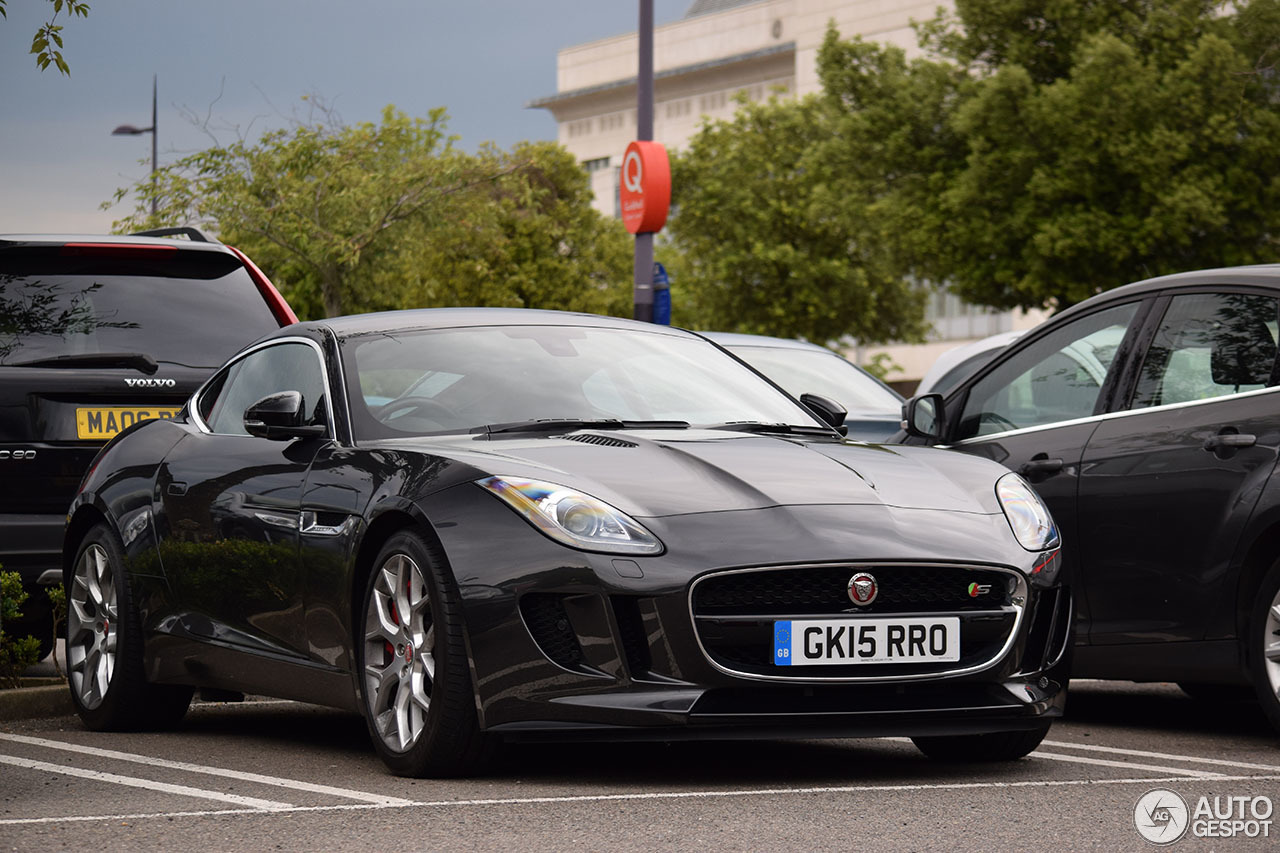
top-left (63, 308), bottom-right (1070, 776)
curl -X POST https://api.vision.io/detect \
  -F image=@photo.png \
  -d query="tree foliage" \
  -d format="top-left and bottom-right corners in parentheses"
top-left (818, 0), bottom-right (1280, 311)
top-left (0, 569), bottom-right (42, 689)
top-left (2, 0), bottom-right (91, 75)
top-left (108, 106), bottom-right (633, 319)
top-left (665, 94), bottom-right (927, 344)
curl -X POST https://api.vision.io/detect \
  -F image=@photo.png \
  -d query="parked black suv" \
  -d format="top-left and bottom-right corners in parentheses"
top-left (0, 229), bottom-right (296, 651)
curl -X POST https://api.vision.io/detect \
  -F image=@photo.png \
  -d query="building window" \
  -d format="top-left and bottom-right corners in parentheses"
top-left (926, 287), bottom-right (1010, 341)
top-left (698, 91), bottom-right (727, 113)
top-left (582, 156), bottom-right (610, 173)
top-left (567, 119), bottom-right (592, 138)
top-left (664, 99), bottom-right (692, 119)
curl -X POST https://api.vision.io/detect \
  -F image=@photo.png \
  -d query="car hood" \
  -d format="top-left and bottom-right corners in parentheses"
top-left (385, 429), bottom-right (1008, 519)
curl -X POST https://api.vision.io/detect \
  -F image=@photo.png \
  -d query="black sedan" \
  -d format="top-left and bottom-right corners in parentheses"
top-left (900, 265), bottom-right (1280, 734)
top-left (65, 309), bottom-right (1069, 777)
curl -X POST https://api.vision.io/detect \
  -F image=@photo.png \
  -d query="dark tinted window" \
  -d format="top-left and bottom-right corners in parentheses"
top-left (1131, 292), bottom-right (1278, 408)
top-left (0, 246), bottom-right (279, 367)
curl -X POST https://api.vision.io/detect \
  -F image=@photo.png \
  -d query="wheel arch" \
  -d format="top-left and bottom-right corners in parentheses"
top-left (347, 501), bottom-right (486, 731)
top-left (1233, 516), bottom-right (1280, 667)
top-left (348, 502), bottom-right (462, 658)
top-left (63, 504), bottom-right (111, 584)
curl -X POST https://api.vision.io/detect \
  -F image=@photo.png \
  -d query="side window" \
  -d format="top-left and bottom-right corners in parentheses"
top-left (1130, 293), bottom-right (1278, 409)
top-left (957, 302), bottom-right (1138, 440)
top-left (202, 342), bottom-right (327, 435)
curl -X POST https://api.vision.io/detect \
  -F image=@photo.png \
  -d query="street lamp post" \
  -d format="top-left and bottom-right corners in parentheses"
top-left (633, 0), bottom-right (654, 322)
top-left (112, 75), bottom-right (158, 218)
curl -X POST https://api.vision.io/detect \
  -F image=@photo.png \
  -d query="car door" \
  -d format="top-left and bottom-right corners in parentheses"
top-left (936, 299), bottom-right (1152, 631)
top-left (153, 339), bottom-right (331, 659)
top-left (1076, 289), bottom-right (1280, 647)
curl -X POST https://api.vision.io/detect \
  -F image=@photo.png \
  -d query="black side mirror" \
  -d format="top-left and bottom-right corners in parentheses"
top-left (800, 393), bottom-right (849, 436)
top-left (902, 393), bottom-right (946, 442)
top-left (244, 391), bottom-right (326, 440)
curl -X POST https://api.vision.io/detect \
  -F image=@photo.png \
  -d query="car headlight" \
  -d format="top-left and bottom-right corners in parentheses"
top-left (996, 473), bottom-right (1060, 552)
top-left (477, 476), bottom-right (663, 555)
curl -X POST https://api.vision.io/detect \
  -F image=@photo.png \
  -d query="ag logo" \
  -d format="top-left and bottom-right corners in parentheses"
top-left (1134, 789), bottom-right (1189, 844)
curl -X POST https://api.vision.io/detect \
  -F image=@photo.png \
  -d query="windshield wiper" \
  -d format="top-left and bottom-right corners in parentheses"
top-left (703, 421), bottom-right (836, 436)
top-left (476, 418), bottom-right (691, 435)
top-left (10, 352), bottom-right (159, 374)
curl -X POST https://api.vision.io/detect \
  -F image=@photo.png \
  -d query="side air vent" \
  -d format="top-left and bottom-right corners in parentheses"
top-left (611, 596), bottom-right (652, 677)
top-left (520, 593), bottom-right (584, 670)
top-left (564, 434), bottom-right (638, 448)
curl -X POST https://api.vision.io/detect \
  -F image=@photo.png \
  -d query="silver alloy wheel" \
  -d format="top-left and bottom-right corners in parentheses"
top-left (1265, 584), bottom-right (1280, 704)
top-left (363, 552), bottom-right (435, 753)
top-left (67, 543), bottom-right (119, 710)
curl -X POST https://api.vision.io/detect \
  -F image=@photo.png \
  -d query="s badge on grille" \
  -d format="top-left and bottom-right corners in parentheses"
top-left (847, 572), bottom-right (878, 606)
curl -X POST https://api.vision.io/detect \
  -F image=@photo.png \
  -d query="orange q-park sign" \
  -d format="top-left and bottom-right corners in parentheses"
top-left (619, 140), bottom-right (670, 235)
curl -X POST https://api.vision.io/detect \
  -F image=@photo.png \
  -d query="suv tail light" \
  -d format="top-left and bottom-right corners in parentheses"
top-left (226, 245), bottom-right (299, 326)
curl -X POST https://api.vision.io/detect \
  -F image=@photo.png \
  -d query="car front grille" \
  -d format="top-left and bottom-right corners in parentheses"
top-left (689, 563), bottom-right (1025, 681)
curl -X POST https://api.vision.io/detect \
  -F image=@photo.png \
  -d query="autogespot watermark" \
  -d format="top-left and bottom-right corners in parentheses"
top-left (1134, 789), bottom-right (1274, 844)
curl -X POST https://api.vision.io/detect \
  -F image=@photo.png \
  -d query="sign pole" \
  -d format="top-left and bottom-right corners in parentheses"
top-left (633, 0), bottom-right (655, 323)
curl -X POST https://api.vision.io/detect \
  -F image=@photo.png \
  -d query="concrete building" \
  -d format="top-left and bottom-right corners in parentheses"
top-left (530, 0), bottom-right (1045, 392)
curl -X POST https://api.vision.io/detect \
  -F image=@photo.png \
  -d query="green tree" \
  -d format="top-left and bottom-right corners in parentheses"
top-left (666, 94), bottom-right (927, 344)
top-left (108, 107), bottom-right (632, 319)
top-left (382, 140), bottom-right (634, 317)
top-left (818, 0), bottom-right (1280, 311)
top-left (2, 0), bottom-right (91, 75)
top-left (0, 569), bottom-right (42, 689)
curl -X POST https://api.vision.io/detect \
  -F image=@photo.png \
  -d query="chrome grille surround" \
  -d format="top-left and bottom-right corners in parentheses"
top-left (688, 562), bottom-right (1028, 684)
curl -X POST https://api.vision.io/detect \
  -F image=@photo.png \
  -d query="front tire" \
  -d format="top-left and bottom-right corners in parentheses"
top-left (67, 524), bottom-right (192, 730)
top-left (911, 723), bottom-right (1050, 762)
top-left (358, 530), bottom-right (489, 777)
top-left (1247, 560), bottom-right (1280, 734)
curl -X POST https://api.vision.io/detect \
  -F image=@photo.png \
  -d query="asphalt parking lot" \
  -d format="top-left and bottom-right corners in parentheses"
top-left (2, 680), bottom-right (1278, 851)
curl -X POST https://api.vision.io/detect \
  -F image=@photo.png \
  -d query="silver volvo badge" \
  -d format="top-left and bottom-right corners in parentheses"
top-left (847, 572), bottom-right (878, 606)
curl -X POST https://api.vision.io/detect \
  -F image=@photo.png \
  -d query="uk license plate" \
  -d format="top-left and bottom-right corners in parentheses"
top-left (773, 617), bottom-right (960, 666)
top-left (76, 406), bottom-right (180, 440)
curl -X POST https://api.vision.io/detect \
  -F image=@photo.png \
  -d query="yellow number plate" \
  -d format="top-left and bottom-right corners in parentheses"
top-left (76, 406), bottom-right (180, 440)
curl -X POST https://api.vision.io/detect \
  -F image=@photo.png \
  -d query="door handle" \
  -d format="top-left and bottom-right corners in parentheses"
top-left (1203, 433), bottom-right (1256, 451)
top-left (1018, 457), bottom-right (1064, 481)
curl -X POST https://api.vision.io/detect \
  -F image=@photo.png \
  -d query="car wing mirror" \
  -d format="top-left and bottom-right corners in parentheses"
top-left (902, 393), bottom-right (946, 442)
top-left (799, 393), bottom-right (848, 436)
top-left (244, 391), bottom-right (326, 440)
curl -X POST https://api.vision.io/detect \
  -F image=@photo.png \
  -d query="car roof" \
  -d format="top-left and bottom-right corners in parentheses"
top-left (1051, 264), bottom-right (1280, 322)
top-left (0, 233), bottom-right (231, 253)
top-left (698, 331), bottom-right (832, 353)
top-left (305, 307), bottom-right (700, 339)
top-left (917, 329), bottom-right (1026, 395)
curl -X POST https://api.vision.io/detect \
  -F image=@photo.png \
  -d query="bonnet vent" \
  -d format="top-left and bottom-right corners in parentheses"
top-left (563, 433), bottom-right (638, 448)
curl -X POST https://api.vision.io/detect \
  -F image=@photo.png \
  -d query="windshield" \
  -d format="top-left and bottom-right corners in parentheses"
top-left (725, 345), bottom-right (901, 412)
top-left (344, 324), bottom-right (825, 439)
top-left (0, 248), bottom-right (280, 368)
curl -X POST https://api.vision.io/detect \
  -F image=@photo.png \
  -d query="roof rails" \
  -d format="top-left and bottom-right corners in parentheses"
top-left (131, 227), bottom-right (213, 243)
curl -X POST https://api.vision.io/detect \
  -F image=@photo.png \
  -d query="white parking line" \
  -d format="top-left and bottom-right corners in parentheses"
top-left (1042, 739), bottom-right (1280, 773)
top-left (0, 755), bottom-right (293, 811)
top-left (4, 773), bottom-right (1278, 826)
top-left (0, 732), bottom-right (413, 807)
top-left (1032, 751), bottom-right (1228, 778)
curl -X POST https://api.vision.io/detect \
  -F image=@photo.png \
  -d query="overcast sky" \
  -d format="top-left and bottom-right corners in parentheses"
top-left (0, 1), bottom-right (689, 234)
